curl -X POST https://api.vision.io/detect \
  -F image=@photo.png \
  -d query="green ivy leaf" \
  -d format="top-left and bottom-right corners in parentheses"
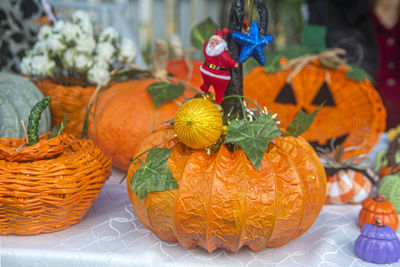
top-left (48, 112), bottom-right (67, 139)
top-left (286, 104), bottom-right (323, 136)
top-left (346, 64), bottom-right (374, 82)
top-left (147, 82), bottom-right (185, 107)
top-left (130, 147), bottom-right (178, 199)
top-left (225, 115), bottom-right (282, 169)
top-left (190, 17), bottom-right (218, 49)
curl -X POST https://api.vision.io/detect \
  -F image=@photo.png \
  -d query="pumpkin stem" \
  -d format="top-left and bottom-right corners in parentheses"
top-left (151, 39), bottom-right (169, 80)
top-left (334, 145), bottom-right (344, 164)
top-left (374, 193), bottom-right (385, 202)
top-left (27, 96), bottom-right (51, 146)
top-left (374, 217), bottom-right (385, 228)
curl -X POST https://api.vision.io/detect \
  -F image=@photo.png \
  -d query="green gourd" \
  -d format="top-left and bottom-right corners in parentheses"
top-left (375, 150), bottom-right (400, 171)
top-left (0, 73), bottom-right (51, 138)
top-left (378, 174), bottom-right (400, 213)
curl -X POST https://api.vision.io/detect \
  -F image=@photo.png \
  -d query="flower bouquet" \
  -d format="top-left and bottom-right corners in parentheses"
top-left (21, 10), bottom-right (137, 137)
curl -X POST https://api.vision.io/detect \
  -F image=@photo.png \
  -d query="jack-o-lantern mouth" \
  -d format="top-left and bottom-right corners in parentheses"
top-left (309, 133), bottom-right (349, 152)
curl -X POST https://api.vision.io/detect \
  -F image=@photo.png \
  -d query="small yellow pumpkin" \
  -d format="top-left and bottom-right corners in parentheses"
top-left (174, 98), bottom-right (223, 149)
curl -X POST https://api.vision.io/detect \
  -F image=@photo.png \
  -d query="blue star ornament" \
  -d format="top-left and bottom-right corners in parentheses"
top-left (232, 21), bottom-right (274, 65)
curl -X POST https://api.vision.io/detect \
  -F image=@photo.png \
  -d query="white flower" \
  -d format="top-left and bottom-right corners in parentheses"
top-left (74, 53), bottom-right (93, 73)
top-left (62, 48), bottom-right (76, 68)
top-left (96, 42), bottom-right (116, 62)
top-left (53, 20), bottom-right (66, 33)
top-left (72, 10), bottom-right (93, 34)
top-left (99, 27), bottom-right (120, 43)
top-left (38, 25), bottom-right (53, 40)
top-left (61, 22), bottom-right (83, 43)
top-left (118, 38), bottom-right (136, 63)
top-left (87, 64), bottom-right (110, 85)
top-left (31, 41), bottom-right (47, 55)
top-left (46, 34), bottom-right (66, 56)
top-left (75, 34), bottom-right (96, 54)
top-left (93, 57), bottom-right (109, 69)
top-left (28, 55), bottom-right (55, 76)
top-left (21, 56), bottom-right (34, 76)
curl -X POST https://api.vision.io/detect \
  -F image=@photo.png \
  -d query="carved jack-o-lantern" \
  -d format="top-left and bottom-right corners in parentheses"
top-left (244, 61), bottom-right (386, 159)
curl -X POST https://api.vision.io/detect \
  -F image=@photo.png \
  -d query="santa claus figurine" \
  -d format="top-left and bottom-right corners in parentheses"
top-left (200, 28), bottom-right (239, 104)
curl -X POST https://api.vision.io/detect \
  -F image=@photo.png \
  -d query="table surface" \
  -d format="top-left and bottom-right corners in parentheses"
top-left (2, 134), bottom-right (400, 267)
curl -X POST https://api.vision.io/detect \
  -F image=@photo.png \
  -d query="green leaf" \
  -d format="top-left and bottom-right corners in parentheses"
top-left (302, 24), bottom-right (327, 53)
top-left (286, 104), bottom-right (323, 136)
top-left (48, 112), bottom-right (67, 139)
top-left (130, 147), bottom-right (178, 199)
top-left (190, 17), bottom-right (218, 49)
top-left (147, 82), bottom-right (185, 107)
top-left (346, 64), bottom-right (374, 82)
top-left (225, 115), bottom-right (282, 169)
top-left (81, 109), bottom-right (90, 139)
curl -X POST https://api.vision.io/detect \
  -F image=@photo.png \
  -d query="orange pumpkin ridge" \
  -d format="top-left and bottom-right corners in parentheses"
top-left (358, 194), bottom-right (399, 231)
top-left (127, 129), bottom-right (327, 253)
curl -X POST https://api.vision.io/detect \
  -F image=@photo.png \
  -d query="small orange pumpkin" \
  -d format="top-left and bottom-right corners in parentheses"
top-left (358, 194), bottom-right (399, 231)
top-left (127, 127), bottom-right (327, 253)
top-left (244, 59), bottom-right (386, 160)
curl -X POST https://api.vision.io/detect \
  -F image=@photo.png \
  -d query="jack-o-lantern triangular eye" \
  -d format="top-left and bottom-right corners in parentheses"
top-left (274, 83), bottom-right (297, 104)
top-left (312, 82), bottom-right (336, 106)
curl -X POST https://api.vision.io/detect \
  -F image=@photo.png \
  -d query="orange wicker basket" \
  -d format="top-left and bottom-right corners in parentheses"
top-left (0, 133), bottom-right (112, 235)
top-left (244, 63), bottom-right (386, 160)
top-left (35, 79), bottom-right (96, 138)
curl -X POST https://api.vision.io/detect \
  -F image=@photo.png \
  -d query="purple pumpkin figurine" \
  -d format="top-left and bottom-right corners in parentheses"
top-left (355, 218), bottom-right (400, 264)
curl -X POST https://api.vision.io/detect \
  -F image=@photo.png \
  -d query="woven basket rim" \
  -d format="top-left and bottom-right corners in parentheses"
top-left (0, 133), bottom-right (73, 162)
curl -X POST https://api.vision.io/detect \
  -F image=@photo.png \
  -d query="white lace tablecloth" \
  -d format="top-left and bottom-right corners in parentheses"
top-left (1, 166), bottom-right (400, 267)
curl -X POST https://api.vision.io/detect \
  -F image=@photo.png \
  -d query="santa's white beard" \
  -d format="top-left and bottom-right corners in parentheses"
top-left (206, 41), bottom-right (227, 57)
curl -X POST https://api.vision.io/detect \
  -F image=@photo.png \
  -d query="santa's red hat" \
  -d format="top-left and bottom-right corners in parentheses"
top-left (210, 28), bottom-right (229, 42)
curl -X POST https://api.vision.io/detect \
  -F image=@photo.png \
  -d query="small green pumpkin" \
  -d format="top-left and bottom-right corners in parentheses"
top-left (0, 73), bottom-right (51, 138)
top-left (378, 174), bottom-right (400, 213)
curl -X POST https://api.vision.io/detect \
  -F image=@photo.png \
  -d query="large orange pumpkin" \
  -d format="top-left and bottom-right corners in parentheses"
top-left (127, 127), bottom-right (327, 253)
top-left (244, 62), bottom-right (386, 160)
top-left (88, 59), bottom-right (201, 171)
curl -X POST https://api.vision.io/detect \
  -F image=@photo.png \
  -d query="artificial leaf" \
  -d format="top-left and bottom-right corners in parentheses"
top-left (346, 64), bottom-right (374, 82)
top-left (225, 115), bottom-right (282, 169)
top-left (190, 17), bottom-right (218, 49)
top-left (286, 104), bottom-right (323, 136)
top-left (130, 147), bottom-right (178, 199)
top-left (81, 109), bottom-right (90, 139)
top-left (161, 118), bottom-right (175, 124)
top-left (302, 24), bottom-right (327, 53)
top-left (48, 112), bottom-right (67, 139)
top-left (147, 82), bottom-right (185, 107)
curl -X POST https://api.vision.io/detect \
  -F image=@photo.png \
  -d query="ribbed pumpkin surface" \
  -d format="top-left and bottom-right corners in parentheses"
top-left (359, 195), bottom-right (399, 231)
top-left (127, 128), bottom-right (327, 253)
